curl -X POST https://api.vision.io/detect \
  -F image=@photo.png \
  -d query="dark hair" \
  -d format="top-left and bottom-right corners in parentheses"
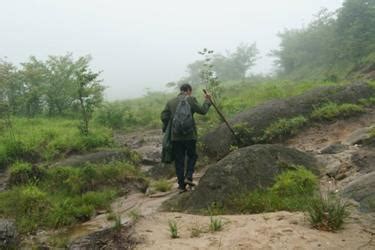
top-left (180, 83), bottom-right (192, 92)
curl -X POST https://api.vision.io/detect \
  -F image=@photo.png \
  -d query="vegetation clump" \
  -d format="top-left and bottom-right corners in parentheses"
top-left (0, 161), bottom-right (147, 233)
top-left (263, 116), bottom-right (307, 141)
top-left (168, 220), bottom-right (179, 239)
top-left (308, 194), bottom-right (349, 231)
top-left (151, 179), bottom-right (173, 192)
top-left (311, 102), bottom-right (364, 121)
top-left (226, 167), bottom-right (318, 213)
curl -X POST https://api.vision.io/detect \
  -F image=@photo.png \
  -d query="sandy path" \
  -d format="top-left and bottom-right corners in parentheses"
top-left (134, 211), bottom-right (375, 250)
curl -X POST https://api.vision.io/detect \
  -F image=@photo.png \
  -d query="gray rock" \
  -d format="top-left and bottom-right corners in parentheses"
top-left (320, 143), bottom-right (349, 154)
top-left (163, 144), bottom-right (318, 212)
top-left (351, 149), bottom-right (375, 174)
top-left (344, 126), bottom-right (374, 145)
top-left (134, 145), bottom-right (161, 165)
top-left (202, 82), bottom-right (375, 159)
top-left (0, 219), bottom-right (17, 248)
top-left (52, 149), bottom-right (139, 167)
top-left (341, 172), bottom-right (375, 212)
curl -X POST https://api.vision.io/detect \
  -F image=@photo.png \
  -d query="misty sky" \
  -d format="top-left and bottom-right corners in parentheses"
top-left (1, 0), bottom-right (344, 100)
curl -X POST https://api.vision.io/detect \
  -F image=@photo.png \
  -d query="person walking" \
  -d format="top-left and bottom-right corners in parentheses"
top-left (161, 83), bottom-right (211, 192)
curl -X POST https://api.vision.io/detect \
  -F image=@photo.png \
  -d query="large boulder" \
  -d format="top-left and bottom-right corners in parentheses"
top-left (341, 172), bottom-right (375, 212)
top-left (164, 144), bottom-right (318, 213)
top-left (202, 82), bottom-right (375, 159)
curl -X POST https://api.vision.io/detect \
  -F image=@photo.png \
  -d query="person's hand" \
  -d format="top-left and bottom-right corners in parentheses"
top-left (204, 92), bottom-right (211, 101)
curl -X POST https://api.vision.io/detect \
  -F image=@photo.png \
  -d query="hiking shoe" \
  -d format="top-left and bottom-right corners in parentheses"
top-left (178, 187), bottom-right (187, 193)
top-left (184, 179), bottom-right (196, 186)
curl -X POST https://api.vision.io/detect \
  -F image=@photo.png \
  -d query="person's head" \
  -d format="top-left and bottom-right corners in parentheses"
top-left (180, 83), bottom-right (192, 96)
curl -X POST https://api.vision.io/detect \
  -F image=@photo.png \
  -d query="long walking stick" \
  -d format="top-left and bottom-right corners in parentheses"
top-left (203, 89), bottom-right (240, 143)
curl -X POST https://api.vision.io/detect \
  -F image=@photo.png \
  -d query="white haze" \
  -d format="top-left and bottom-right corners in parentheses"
top-left (0, 0), bottom-right (344, 100)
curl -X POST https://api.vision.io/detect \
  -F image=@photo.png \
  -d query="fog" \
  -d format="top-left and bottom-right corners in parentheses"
top-left (1, 0), bottom-right (344, 100)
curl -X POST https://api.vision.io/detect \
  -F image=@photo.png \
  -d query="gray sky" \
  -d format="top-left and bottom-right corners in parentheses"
top-left (1, 0), bottom-right (344, 100)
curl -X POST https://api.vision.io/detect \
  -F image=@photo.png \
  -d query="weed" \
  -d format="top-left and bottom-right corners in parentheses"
top-left (209, 216), bottom-right (223, 232)
top-left (114, 215), bottom-right (122, 231)
top-left (263, 116), bottom-right (307, 141)
top-left (308, 194), bottom-right (349, 231)
top-left (128, 209), bottom-right (141, 221)
top-left (168, 220), bottom-right (179, 238)
top-left (311, 102), bottom-right (364, 121)
top-left (152, 179), bottom-right (173, 192)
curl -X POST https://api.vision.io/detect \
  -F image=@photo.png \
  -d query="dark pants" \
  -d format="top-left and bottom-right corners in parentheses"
top-left (173, 140), bottom-right (198, 189)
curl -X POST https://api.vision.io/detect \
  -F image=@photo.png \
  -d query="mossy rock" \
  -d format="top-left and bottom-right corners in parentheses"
top-left (163, 144), bottom-right (318, 213)
top-left (202, 82), bottom-right (375, 159)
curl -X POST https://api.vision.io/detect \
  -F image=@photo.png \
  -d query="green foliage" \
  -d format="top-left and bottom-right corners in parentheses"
top-left (0, 117), bottom-right (112, 168)
top-left (95, 102), bottom-right (127, 129)
top-left (263, 116), bottom-right (307, 141)
top-left (270, 167), bottom-right (318, 196)
top-left (308, 194), bottom-right (349, 231)
top-left (209, 217), bottom-right (223, 232)
top-left (75, 64), bottom-right (104, 135)
top-left (359, 97), bottom-right (375, 107)
top-left (0, 54), bottom-right (105, 117)
top-left (0, 161), bottom-right (146, 233)
top-left (226, 167), bottom-right (318, 214)
top-left (233, 123), bottom-right (255, 145)
top-left (273, 0), bottom-right (375, 80)
top-left (168, 220), bottom-right (179, 239)
top-left (0, 185), bottom-right (51, 233)
top-left (311, 102), bottom-right (364, 121)
top-left (151, 179), bottom-right (172, 192)
top-left (9, 161), bottom-right (45, 186)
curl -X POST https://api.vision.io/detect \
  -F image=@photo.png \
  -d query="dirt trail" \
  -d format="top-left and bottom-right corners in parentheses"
top-left (132, 112), bottom-right (375, 250)
top-left (134, 211), bottom-right (375, 250)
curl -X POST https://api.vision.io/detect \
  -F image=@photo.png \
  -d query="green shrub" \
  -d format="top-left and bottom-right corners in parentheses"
top-left (263, 116), bottom-right (307, 141)
top-left (311, 102), bottom-right (364, 121)
top-left (9, 161), bottom-right (45, 186)
top-left (94, 103), bottom-right (127, 129)
top-left (233, 123), bottom-right (256, 145)
top-left (308, 194), bottom-right (349, 231)
top-left (0, 185), bottom-right (51, 233)
top-left (152, 179), bottom-right (172, 192)
top-left (271, 167), bottom-right (318, 196)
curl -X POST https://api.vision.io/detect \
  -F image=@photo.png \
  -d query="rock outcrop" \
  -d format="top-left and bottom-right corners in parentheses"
top-left (164, 144), bottom-right (318, 212)
top-left (202, 82), bottom-right (375, 159)
top-left (341, 172), bottom-right (375, 212)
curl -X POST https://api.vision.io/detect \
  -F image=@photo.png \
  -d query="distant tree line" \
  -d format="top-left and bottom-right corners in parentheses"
top-left (0, 54), bottom-right (104, 118)
top-left (272, 0), bottom-right (375, 80)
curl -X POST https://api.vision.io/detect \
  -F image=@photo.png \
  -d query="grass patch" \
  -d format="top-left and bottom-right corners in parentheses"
top-left (262, 116), bottom-right (307, 141)
top-left (168, 220), bottom-right (179, 239)
top-left (151, 179), bottom-right (173, 192)
top-left (308, 194), bottom-right (349, 231)
top-left (0, 117), bottom-right (113, 169)
top-left (209, 217), bottom-right (223, 232)
top-left (0, 161), bottom-right (147, 233)
top-left (311, 102), bottom-right (364, 121)
top-left (226, 166), bottom-right (318, 214)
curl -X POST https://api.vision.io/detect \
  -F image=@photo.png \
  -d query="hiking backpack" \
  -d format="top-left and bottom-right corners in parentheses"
top-left (172, 96), bottom-right (194, 136)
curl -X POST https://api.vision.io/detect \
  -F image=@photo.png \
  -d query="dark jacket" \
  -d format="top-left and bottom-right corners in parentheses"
top-left (161, 93), bottom-right (211, 141)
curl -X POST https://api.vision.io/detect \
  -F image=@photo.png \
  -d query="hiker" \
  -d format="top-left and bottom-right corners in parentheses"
top-left (161, 83), bottom-right (211, 192)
